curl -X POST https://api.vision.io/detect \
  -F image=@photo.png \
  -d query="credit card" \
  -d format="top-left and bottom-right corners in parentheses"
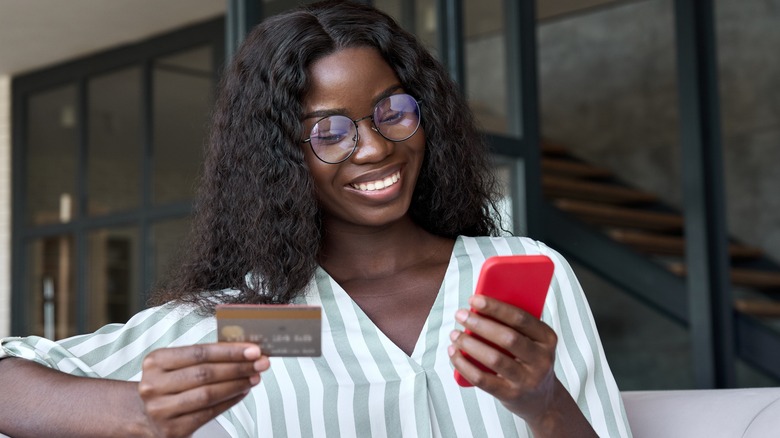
top-left (215, 304), bottom-right (322, 357)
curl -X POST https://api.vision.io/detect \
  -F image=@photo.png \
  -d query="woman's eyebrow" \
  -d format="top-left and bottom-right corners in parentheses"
top-left (301, 84), bottom-right (405, 120)
top-left (373, 84), bottom-right (404, 104)
top-left (302, 107), bottom-right (347, 120)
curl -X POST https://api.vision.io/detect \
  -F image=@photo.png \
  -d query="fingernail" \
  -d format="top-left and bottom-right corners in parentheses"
top-left (470, 295), bottom-right (486, 309)
top-left (447, 345), bottom-right (456, 357)
top-left (449, 330), bottom-right (461, 342)
top-left (244, 346), bottom-right (260, 360)
top-left (250, 374), bottom-right (261, 385)
top-left (455, 309), bottom-right (468, 323)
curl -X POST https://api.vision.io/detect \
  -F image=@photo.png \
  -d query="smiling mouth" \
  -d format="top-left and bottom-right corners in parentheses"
top-left (349, 171), bottom-right (401, 191)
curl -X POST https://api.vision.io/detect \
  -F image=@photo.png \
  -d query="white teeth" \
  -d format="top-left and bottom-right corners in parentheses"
top-left (351, 171), bottom-right (401, 191)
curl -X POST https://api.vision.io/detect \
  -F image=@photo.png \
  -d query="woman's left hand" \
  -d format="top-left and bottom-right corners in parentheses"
top-left (448, 294), bottom-right (596, 437)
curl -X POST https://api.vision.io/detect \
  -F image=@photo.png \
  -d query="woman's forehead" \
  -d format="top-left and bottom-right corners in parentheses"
top-left (302, 47), bottom-right (401, 115)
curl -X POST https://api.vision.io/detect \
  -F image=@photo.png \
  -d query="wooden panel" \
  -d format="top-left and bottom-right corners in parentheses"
top-left (554, 199), bottom-right (684, 231)
top-left (669, 263), bottom-right (780, 289)
top-left (543, 176), bottom-right (657, 204)
top-left (542, 158), bottom-right (612, 179)
top-left (608, 229), bottom-right (763, 259)
top-left (734, 299), bottom-right (780, 317)
top-left (541, 141), bottom-right (569, 156)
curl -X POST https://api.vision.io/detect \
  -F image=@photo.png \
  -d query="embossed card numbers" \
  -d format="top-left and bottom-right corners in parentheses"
top-left (216, 305), bottom-right (322, 357)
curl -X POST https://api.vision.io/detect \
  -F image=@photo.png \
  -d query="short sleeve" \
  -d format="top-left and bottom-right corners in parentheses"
top-left (0, 303), bottom-right (216, 381)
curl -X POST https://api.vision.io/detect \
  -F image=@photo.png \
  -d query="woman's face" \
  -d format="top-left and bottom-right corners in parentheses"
top-left (301, 47), bottom-right (425, 232)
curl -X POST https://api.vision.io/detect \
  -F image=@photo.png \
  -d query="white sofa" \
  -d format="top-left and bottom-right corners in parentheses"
top-left (3, 388), bottom-right (779, 437)
top-left (621, 387), bottom-right (780, 437)
top-left (190, 387), bottom-right (780, 437)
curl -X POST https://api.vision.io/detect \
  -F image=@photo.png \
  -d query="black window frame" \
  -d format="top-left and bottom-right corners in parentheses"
top-left (11, 18), bottom-right (225, 336)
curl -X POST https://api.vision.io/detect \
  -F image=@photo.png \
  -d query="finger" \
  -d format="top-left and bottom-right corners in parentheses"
top-left (450, 328), bottom-right (526, 382)
top-left (143, 343), bottom-right (262, 372)
top-left (143, 358), bottom-right (268, 395)
top-left (450, 329), bottom-right (550, 400)
top-left (145, 377), bottom-right (258, 422)
top-left (455, 308), bottom-right (541, 362)
top-left (448, 342), bottom-right (505, 389)
top-left (469, 295), bottom-right (555, 344)
top-left (152, 391), bottom-right (249, 438)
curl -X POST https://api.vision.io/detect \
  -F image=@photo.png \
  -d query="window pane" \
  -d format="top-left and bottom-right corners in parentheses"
top-left (464, 0), bottom-right (508, 134)
top-left (262, 0), bottom-right (310, 18)
top-left (538, 1), bottom-right (684, 389)
top-left (717, 1), bottom-right (780, 265)
top-left (574, 261), bottom-right (695, 389)
top-left (151, 217), bottom-right (191, 287)
top-left (375, 0), bottom-right (439, 57)
top-left (538, 1), bottom-right (681, 204)
top-left (716, 0), bottom-right (780, 385)
top-left (88, 67), bottom-right (142, 215)
top-left (492, 158), bottom-right (521, 236)
top-left (86, 227), bottom-right (140, 330)
top-left (26, 85), bottom-right (78, 226)
top-left (26, 236), bottom-right (76, 339)
top-left (153, 46), bottom-right (214, 204)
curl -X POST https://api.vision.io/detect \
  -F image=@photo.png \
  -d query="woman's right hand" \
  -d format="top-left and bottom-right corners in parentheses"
top-left (138, 342), bottom-right (269, 437)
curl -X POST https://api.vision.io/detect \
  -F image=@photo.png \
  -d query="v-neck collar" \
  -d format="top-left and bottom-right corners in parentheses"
top-left (308, 236), bottom-right (463, 361)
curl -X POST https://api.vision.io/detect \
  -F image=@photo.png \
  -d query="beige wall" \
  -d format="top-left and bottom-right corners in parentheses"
top-left (0, 76), bottom-right (11, 338)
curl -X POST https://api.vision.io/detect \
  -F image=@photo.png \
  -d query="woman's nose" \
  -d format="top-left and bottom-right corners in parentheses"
top-left (350, 119), bottom-right (393, 163)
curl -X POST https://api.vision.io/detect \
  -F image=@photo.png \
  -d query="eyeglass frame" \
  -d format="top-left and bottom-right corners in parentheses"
top-left (301, 94), bottom-right (423, 164)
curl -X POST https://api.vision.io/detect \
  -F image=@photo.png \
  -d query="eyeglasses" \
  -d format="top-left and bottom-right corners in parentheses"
top-left (302, 93), bottom-right (422, 164)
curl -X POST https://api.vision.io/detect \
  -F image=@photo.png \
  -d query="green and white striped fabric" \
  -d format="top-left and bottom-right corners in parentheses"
top-left (1, 236), bottom-right (631, 437)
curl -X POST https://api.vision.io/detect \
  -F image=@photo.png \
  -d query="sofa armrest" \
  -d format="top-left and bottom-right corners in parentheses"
top-left (622, 387), bottom-right (780, 438)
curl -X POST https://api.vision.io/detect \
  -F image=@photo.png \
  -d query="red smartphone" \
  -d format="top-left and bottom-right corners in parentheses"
top-left (454, 255), bottom-right (554, 387)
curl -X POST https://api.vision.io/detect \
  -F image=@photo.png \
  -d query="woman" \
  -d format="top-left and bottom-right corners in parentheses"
top-left (0, 1), bottom-right (630, 437)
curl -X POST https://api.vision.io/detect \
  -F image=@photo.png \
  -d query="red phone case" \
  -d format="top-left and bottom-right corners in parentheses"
top-left (454, 255), bottom-right (554, 387)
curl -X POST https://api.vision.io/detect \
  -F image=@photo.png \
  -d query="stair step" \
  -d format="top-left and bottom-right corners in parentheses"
top-left (729, 269), bottom-right (780, 290)
top-left (668, 263), bottom-right (780, 289)
top-left (543, 176), bottom-right (658, 204)
top-left (608, 229), bottom-right (763, 259)
top-left (542, 141), bottom-right (569, 156)
top-left (735, 299), bottom-right (780, 317)
top-left (542, 158), bottom-right (612, 179)
top-left (554, 199), bottom-right (684, 231)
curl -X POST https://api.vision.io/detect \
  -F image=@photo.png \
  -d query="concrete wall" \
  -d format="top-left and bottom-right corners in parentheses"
top-left (536, 0), bottom-right (780, 388)
top-left (716, 0), bottom-right (780, 262)
top-left (538, 0), bottom-right (682, 203)
top-left (538, 0), bottom-right (780, 262)
top-left (0, 76), bottom-right (11, 338)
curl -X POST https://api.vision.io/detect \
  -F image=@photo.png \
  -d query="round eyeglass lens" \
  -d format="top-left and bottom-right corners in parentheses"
top-left (310, 115), bottom-right (357, 163)
top-left (374, 94), bottom-right (420, 141)
top-left (307, 94), bottom-right (421, 164)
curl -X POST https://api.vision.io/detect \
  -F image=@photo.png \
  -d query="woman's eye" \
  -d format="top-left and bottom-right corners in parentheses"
top-left (378, 111), bottom-right (405, 125)
top-left (314, 132), bottom-right (348, 145)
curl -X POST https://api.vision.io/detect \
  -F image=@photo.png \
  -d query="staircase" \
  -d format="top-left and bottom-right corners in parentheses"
top-left (539, 141), bottom-right (780, 379)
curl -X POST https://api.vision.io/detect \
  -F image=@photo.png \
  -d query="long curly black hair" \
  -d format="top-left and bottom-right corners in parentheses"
top-left (152, 0), bottom-right (503, 310)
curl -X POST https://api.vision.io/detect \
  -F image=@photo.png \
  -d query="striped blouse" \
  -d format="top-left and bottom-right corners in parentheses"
top-left (1, 236), bottom-right (631, 437)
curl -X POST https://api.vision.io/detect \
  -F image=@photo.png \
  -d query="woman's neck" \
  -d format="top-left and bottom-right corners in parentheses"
top-left (318, 216), bottom-right (450, 283)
